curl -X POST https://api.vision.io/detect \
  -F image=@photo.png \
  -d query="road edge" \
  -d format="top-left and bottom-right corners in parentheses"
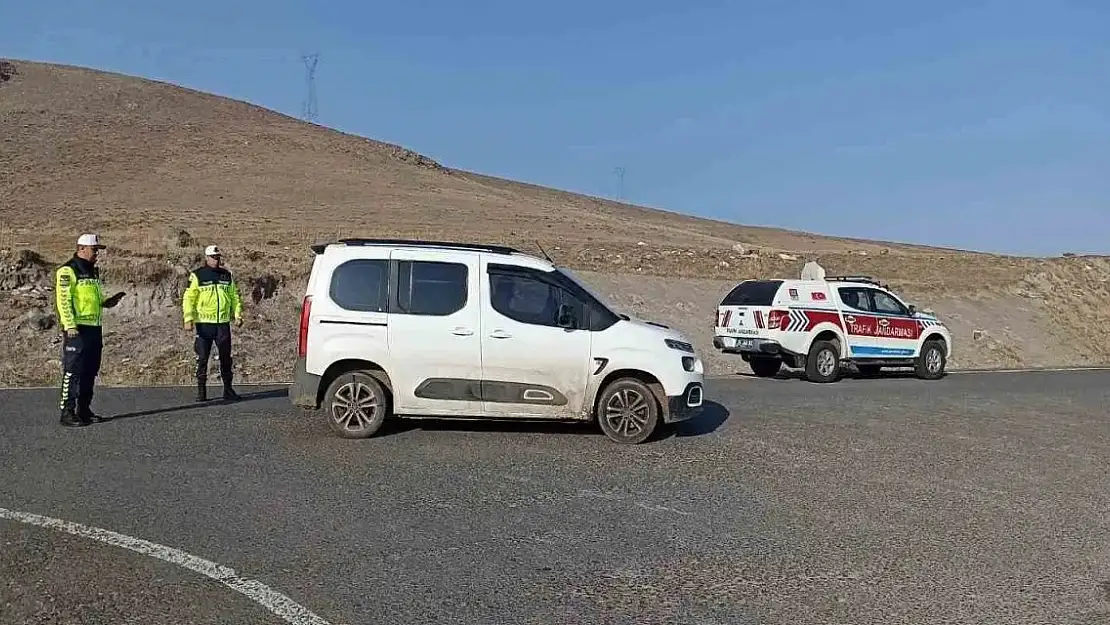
top-left (2, 365), bottom-right (1109, 391)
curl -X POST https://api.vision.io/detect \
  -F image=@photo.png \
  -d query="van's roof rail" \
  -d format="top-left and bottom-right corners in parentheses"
top-left (310, 238), bottom-right (523, 256)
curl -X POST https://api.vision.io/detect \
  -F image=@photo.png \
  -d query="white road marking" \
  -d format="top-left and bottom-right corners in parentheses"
top-left (0, 506), bottom-right (332, 625)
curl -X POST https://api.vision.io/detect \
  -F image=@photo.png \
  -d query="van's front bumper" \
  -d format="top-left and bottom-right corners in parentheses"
top-left (663, 381), bottom-right (704, 423)
top-left (290, 357), bottom-right (322, 410)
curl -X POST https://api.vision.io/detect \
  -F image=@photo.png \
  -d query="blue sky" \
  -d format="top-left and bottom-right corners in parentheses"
top-left (8, 0), bottom-right (1109, 256)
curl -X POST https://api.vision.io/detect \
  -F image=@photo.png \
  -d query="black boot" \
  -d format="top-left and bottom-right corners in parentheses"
top-left (60, 409), bottom-right (89, 427)
top-left (196, 380), bottom-right (207, 402)
top-left (78, 407), bottom-right (108, 423)
top-left (223, 385), bottom-right (240, 402)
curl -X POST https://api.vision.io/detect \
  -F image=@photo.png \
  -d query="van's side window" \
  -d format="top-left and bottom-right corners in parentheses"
top-left (397, 260), bottom-right (468, 316)
top-left (490, 273), bottom-right (561, 326)
top-left (329, 259), bottom-right (388, 312)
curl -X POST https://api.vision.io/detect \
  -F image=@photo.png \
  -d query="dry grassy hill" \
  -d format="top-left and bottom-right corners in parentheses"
top-left (2, 58), bottom-right (1108, 387)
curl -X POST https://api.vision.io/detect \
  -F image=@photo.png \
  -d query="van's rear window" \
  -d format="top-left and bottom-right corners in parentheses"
top-left (721, 280), bottom-right (783, 306)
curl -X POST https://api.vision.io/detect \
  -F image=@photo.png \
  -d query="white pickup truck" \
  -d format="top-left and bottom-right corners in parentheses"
top-left (712, 275), bottom-right (952, 383)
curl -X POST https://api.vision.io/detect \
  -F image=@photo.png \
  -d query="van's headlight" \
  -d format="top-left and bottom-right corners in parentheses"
top-left (665, 338), bottom-right (694, 353)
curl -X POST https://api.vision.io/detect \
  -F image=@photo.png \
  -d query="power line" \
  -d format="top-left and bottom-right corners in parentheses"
top-left (301, 53), bottom-right (319, 122)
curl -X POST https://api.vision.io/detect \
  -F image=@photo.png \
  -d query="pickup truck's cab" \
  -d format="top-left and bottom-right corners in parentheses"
top-left (290, 238), bottom-right (704, 443)
top-left (712, 275), bottom-right (951, 382)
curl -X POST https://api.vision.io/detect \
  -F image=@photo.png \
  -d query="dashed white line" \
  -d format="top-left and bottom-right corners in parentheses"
top-left (0, 506), bottom-right (332, 625)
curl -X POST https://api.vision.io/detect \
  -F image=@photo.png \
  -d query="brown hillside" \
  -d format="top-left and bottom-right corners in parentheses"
top-left (1, 58), bottom-right (1108, 387)
top-left (4, 59), bottom-right (967, 261)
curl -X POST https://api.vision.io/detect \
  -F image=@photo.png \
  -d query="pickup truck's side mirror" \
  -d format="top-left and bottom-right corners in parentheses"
top-left (556, 303), bottom-right (576, 329)
top-left (908, 304), bottom-right (917, 315)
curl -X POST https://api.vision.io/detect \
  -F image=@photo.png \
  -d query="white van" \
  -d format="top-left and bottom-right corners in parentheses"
top-left (290, 239), bottom-right (705, 444)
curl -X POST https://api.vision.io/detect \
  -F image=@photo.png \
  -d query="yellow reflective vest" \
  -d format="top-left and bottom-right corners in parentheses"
top-left (55, 256), bottom-right (104, 330)
top-left (182, 266), bottom-right (243, 324)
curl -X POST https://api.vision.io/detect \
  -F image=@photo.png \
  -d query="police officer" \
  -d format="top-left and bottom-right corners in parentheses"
top-left (55, 234), bottom-right (125, 427)
top-left (182, 244), bottom-right (243, 402)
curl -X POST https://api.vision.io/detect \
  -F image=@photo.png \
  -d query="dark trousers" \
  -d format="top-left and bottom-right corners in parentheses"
top-left (60, 325), bottom-right (103, 414)
top-left (195, 322), bottom-right (233, 388)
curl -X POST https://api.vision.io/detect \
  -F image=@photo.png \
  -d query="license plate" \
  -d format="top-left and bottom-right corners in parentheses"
top-left (736, 339), bottom-right (754, 350)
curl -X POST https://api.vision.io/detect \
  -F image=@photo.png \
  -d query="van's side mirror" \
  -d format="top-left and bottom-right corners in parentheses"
top-left (556, 304), bottom-right (576, 329)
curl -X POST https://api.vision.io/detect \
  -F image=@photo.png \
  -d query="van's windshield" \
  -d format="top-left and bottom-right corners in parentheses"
top-left (555, 268), bottom-right (627, 319)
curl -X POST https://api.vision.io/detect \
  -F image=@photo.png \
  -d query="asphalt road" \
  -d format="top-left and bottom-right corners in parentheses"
top-left (2, 370), bottom-right (1109, 625)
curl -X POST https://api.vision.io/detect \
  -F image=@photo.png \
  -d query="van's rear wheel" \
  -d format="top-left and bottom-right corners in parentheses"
top-left (596, 378), bottom-right (659, 445)
top-left (323, 371), bottom-right (389, 439)
top-left (749, 357), bottom-right (782, 378)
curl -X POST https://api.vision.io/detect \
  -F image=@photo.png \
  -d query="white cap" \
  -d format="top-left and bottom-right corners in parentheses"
top-left (204, 245), bottom-right (222, 256)
top-left (77, 234), bottom-right (105, 249)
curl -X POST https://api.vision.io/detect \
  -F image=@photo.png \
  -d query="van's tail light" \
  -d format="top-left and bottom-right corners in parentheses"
top-left (767, 309), bottom-right (790, 330)
top-left (297, 295), bottom-right (312, 358)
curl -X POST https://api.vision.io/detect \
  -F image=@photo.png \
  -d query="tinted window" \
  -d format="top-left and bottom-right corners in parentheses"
top-left (490, 273), bottom-right (560, 326)
top-left (397, 260), bottom-right (468, 316)
top-left (837, 287), bottom-right (872, 312)
top-left (722, 280), bottom-right (783, 306)
top-left (871, 289), bottom-right (908, 315)
top-left (487, 264), bottom-right (618, 331)
top-left (329, 259), bottom-right (388, 312)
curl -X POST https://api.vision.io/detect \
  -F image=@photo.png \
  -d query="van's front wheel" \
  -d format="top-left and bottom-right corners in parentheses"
top-left (596, 378), bottom-right (659, 445)
top-left (323, 371), bottom-right (389, 439)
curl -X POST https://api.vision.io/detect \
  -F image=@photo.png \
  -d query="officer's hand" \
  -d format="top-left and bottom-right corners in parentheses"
top-left (65, 329), bottom-right (78, 339)
top-left (236, 318), bottom-right (243, 328)
top-left (184, 322), bottom-right (193, 331)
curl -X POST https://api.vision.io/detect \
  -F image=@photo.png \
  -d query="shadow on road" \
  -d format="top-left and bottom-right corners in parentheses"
top-left (669, 400), bottom-right (730, 438)
top-left (734, 368), bottom-right (932, 382)
top-left (104, 388), bottom-right (288, 421)
top-left (374, 399), bottom-right (730, 442)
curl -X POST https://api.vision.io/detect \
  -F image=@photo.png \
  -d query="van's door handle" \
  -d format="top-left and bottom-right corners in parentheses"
top-left (452, 327), bottom-right (474, 336)
top-left (489, 330), bottom-right (512, 339)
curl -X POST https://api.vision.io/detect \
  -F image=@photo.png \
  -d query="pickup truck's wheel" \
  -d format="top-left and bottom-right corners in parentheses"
top-left (596, 378), bottom-right (659, 445)
top-left (805, 340), bottom-right (841, 383)
top-left (915, 339), bottom-right (947, 380)
top-left (323, 371), bottom-right (389, 439)
top-left (749, 356), bottom-right (782, 378)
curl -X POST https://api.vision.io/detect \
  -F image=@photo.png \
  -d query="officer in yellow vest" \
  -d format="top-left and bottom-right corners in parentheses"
top-left (182, 245), bottom-right (243, 402)
top-left (55, 234), bottom-right (126, 427)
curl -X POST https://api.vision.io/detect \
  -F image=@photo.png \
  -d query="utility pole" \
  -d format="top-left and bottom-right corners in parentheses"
top-left (301, 53), bottom-right (319, 122)
top-left (613, 166), bottom-right (625, 200)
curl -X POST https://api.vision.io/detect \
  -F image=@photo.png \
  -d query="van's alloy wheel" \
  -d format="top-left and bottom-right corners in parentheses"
top-left (596, 378), bottom-right (660, 444)
top-left (323, 371), bottom-right (389, 439)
